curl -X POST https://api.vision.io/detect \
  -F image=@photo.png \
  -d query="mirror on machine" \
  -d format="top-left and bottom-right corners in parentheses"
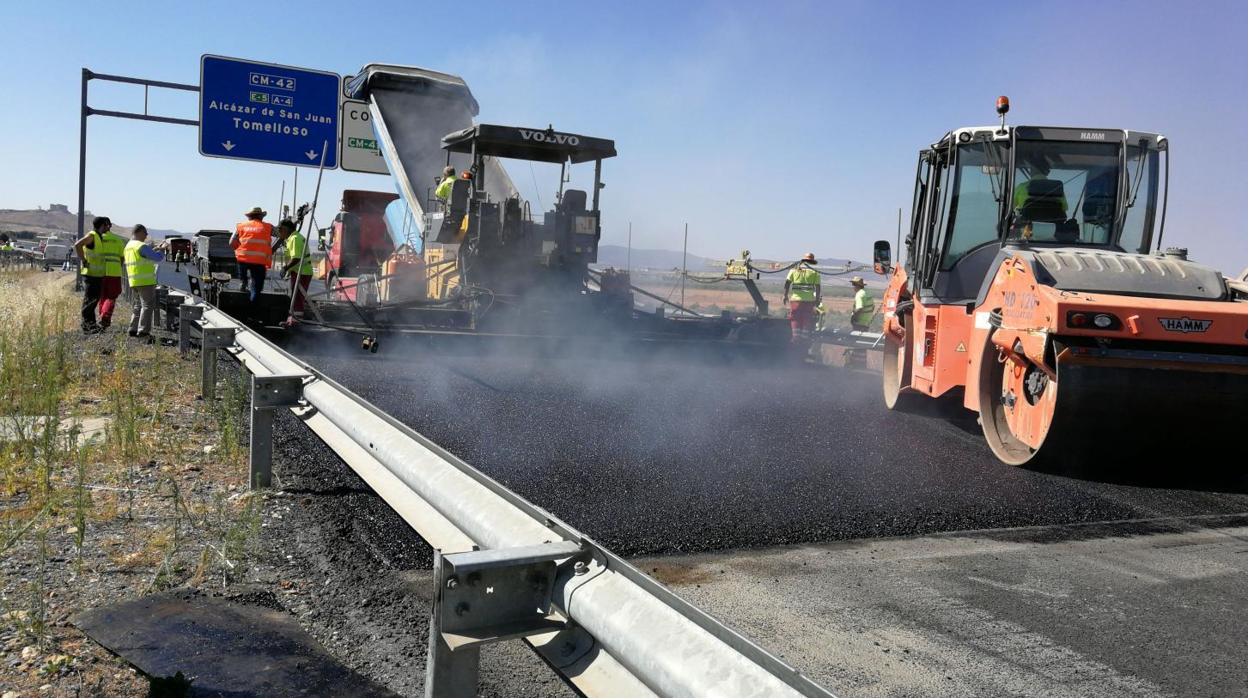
top-left (873, 240), bottom-right (892, 275)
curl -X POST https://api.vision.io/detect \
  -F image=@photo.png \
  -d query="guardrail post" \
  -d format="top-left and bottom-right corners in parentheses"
top-left (178, 304), bottom-right (203, 354)
top-left (249, 374), bottom-right (305, 489)
top-left (200, 327), bottom-right (236, 401)
top-left (153, 287), bottom-right (168, 328)
top-left (163, 292), bottom-right (184, 332)
top-left (426, 542), bottom-right (582, 697)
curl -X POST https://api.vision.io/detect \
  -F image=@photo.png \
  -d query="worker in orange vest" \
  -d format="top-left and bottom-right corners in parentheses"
top-left (230, 206), bottom-right (274, 307)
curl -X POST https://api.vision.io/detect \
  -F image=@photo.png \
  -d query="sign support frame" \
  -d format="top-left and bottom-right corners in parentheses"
top-left (76, 69), bottom-right (200, 246)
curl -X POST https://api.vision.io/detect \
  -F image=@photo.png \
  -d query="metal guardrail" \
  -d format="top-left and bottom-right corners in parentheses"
top-left (167, 289), bottom-right (838, 698)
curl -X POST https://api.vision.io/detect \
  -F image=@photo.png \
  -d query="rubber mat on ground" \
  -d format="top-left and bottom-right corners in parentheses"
top-left (75, 590), bottom-right (398, 698)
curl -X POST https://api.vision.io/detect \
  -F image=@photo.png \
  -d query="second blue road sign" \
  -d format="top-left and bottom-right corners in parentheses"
top-left (199, 55), bottom-right (340, 169)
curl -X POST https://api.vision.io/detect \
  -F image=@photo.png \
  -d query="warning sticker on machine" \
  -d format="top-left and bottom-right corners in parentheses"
top-left (955, 342), bottom-right (967, 352)
top-left (1158, 317), bottom-right (1212, 333)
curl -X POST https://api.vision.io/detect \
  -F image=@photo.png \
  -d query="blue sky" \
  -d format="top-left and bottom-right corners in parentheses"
top-left (1, 0), bottom-right (1245, 272)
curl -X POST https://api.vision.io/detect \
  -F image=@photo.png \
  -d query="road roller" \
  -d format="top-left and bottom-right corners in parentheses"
top-left (874, 97), bottom-right (1248, 466)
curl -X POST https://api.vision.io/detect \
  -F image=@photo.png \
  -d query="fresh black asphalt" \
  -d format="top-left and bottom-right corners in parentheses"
top-left (276, 332), bottom-right (1248, 557)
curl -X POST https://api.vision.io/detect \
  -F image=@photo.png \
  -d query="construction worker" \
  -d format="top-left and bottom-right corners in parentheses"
top-left (73, 216), bottom-right (126, 333)
top-left (0, 235), bottom-right (13, 251)
top-left (434, 165), bottom-right (457, 203)
top-left (230, 206), bottom-right (274, 308)
top-left (849, 276), bottom-right (875, 331)
top-left (1013, 162), bottom-right (1068, 214)
top-left (783, 253), bottom-right (821, 342)
top-left (843, 276), bottom-right (875, 368)
top-left (276, 219), bottom-right (314, 327)
top-left (123, 224), bottom-right (165, 338)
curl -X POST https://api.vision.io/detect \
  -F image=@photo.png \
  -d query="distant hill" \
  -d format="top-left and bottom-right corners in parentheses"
top-left (596, 244), bottom-right (717, 270)
top-left (0, 204), bottom-right (184, 239)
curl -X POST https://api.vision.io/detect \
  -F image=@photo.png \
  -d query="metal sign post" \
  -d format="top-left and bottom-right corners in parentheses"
top-left (76, 70), bottom-right (199, 239)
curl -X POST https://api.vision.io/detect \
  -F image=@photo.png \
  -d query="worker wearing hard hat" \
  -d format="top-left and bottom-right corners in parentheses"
top-left (276, 219), bottom-right (314, 328)
top-left (230, 206), bottom-right (274, 308)
top-left (783, 253), bottom-right (821, 342)
top-left (73, 216), bottom-right (126, 334)
top-left (849, 276), bottom-right (875, 331)
top-left (123, 224), bottom-right (166, 339)
top-left (434, 165), bottom-right (457, 203)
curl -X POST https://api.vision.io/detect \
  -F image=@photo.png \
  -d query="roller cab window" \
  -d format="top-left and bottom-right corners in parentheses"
top-left (1007, 140), bottom-right (1121, 245)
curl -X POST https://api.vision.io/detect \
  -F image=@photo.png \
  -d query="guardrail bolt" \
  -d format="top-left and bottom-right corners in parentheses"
top-left (573, 561), bottom-right (588, 576)
top-left (445, 576), bottom-right (459, 590)
top-left (454, 602), bottom-right (470, 617)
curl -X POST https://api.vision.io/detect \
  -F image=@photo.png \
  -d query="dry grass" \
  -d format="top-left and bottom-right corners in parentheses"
top-left (0, 271), bottom-right (263, 696)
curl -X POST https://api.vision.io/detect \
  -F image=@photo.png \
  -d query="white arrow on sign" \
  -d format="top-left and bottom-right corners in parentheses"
top-left (222, 141), bottom-right (235, 151)
top-left (305, 150), bottom-right (318, 161)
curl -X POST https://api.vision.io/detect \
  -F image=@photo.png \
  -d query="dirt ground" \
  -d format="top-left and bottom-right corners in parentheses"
top-left (0, 271), bottom-right (261, 697)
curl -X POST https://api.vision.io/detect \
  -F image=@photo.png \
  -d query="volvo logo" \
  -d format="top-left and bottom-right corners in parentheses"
top-left (519, 129), bottom-right (580, 146)
top-left (1158, 316), bottom-right (1212, 333)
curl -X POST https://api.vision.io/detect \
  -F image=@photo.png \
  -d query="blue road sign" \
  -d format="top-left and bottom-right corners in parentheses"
top-left (199, 55), bottom-right (339, 168)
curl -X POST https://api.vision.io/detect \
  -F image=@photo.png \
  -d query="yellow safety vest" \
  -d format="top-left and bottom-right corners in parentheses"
top-left (435, 176), bottom-right (456, 201)
top-left (786, 265), bottom-right (820, 302)
top-left (83, 231), bottom-right (125, 277)
top-left (1013, 182), bottom-right (1068, 212)
top-left (285, 232), bottom-right (315, 275)
top-left (123, 240), bottom-right (158, 287)
top-left (851, 288), bottom-right (875, 326)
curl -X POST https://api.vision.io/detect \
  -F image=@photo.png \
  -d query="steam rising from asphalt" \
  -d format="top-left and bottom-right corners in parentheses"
top-left (280, 320), bottom-right (881, 492)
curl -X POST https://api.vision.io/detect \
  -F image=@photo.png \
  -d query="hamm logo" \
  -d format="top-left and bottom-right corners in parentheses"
top-left (1158, 317), bottom-right (1213, 333)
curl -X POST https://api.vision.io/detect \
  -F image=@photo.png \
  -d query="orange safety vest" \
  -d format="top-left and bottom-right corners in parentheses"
top-left (234, 220), bottom-right (274, 268)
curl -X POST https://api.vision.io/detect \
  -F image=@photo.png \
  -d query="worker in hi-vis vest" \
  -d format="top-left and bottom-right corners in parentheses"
top-left (276, 219), bottom-right (315, 328)
top-left (230, 206), bottom-right (274, 308)
top-left (123, 224), bottom-right (166, 339)
top-left (783, 252), bottom-right (822, 342)
top-left (849, 276), bottom-right (875, 331)
top-left (73, 215), bottom-right (126, 334)
top-left (434, 165), bottom-right (457, 203)
top-left (844, 275), bottom-right (876, 367)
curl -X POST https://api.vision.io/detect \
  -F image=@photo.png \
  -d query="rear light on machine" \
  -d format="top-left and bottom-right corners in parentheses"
top-left (1068, 313), bottom-right (1088, 328)
top-left (1092, 313), bottom-right (1116, 329)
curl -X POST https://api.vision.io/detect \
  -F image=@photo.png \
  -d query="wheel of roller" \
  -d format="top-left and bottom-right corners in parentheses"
top-left (977, 332), bottom-right (1075, 467)
top-left (882, 311), bottom-right (917, 410)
